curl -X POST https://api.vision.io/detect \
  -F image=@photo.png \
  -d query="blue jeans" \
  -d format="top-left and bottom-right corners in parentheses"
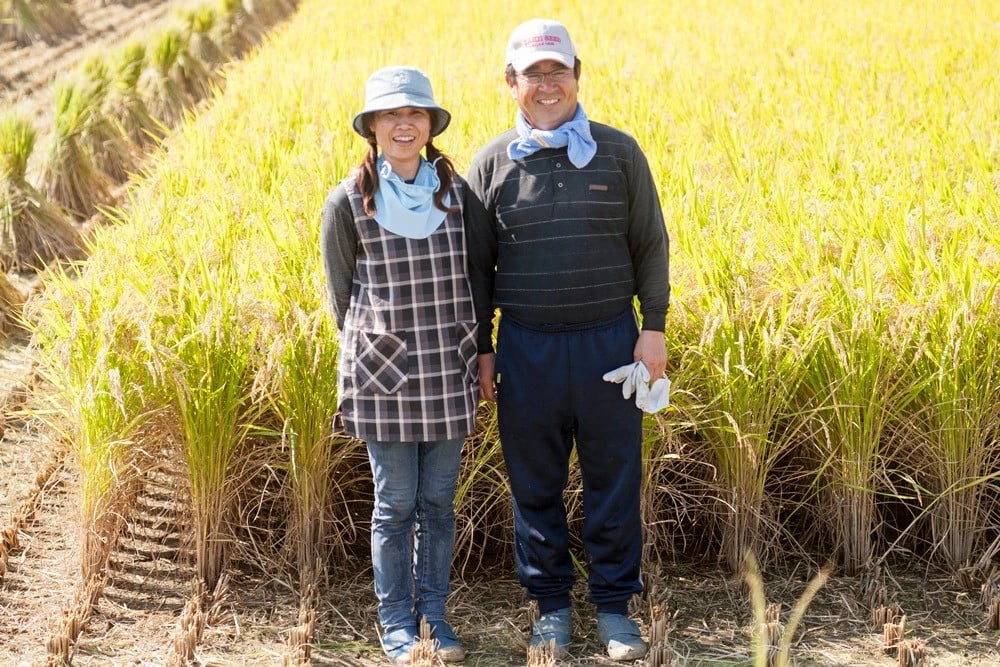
top-left (367, 438), bottom-right (464, 634)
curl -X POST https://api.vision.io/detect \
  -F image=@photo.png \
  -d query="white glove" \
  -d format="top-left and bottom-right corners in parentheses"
top-left (602, 362), bottom-right (671, 414)
top-left (602, 361), bottom-right (643, 399)
top-left (644, 376), bottom-right (671, 413)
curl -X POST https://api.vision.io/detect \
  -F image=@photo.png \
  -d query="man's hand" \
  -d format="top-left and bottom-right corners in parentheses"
top-left (478, 353), bottom-right (497, 402)
top-left (634, 330), bottom-right (666, 379)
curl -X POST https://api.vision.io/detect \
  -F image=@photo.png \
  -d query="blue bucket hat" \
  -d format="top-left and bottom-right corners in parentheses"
top-left (352, 66), bottom-right (451, 138)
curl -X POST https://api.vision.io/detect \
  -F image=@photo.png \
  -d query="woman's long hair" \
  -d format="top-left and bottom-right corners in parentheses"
top-left (356, 132), bottom-right (458, 217)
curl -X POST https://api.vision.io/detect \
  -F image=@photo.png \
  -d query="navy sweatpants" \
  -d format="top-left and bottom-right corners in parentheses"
top-left (495, 308), bottom-right (644, 614)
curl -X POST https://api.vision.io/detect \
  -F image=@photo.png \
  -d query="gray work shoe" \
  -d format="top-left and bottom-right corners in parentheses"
top-left (596, 612), bottom-right (648, 661)
top-left (531, 607), bottom-right (572, 659)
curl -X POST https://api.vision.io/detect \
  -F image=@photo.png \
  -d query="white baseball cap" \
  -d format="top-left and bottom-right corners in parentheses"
top-left (505, 18), bottom-right (577, 71)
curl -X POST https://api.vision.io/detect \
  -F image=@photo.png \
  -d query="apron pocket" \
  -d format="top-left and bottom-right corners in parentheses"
top-left (356, 331), bottom-right (408, 394)
top-left (456, 321), bottom-right (479, 386)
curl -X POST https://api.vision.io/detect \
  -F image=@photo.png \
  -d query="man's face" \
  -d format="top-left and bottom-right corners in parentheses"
top-left (508, 59), bottom-right (579, 131)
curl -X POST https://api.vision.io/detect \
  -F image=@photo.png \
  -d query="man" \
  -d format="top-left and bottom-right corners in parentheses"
top-left (466, 17), bottom-right (670, 662)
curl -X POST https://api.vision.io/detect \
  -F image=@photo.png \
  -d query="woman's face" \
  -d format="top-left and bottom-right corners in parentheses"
top-left (370, 107), bottom-right (432, 179)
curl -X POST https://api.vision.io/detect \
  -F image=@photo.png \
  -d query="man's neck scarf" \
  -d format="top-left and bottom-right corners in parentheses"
top-left (507, 104), bottom-right (597, 168)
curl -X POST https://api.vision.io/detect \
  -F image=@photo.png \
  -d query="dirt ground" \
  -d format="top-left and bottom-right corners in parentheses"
top-left (2, 382), bottom-right (999, 667)
top-left (0, 0), bottom-right (179, 119)
top-left (3, 2), bottom-right (1000, 666)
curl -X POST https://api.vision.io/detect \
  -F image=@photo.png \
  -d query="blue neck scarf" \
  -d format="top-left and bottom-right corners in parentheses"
top-left (373, 156), bottom-right (449, 239)
top-left (507, 104), bottom-right (597, 168)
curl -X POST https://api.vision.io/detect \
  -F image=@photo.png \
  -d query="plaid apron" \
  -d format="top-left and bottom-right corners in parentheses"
top-left (337, 176), bottom-right (479, 442)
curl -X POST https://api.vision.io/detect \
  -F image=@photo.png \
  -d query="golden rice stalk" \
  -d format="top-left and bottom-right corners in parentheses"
top-left (252, 306), bottom-right (344, 582)
top-left (753, 603), bottom-right (782, 667)
top-left (1, 525), bottom-right (18, 551)
top-left (859, 565), bottom-right (886, 611)
top-left (167, 577), bottom-right (209, 667)
top-left (409, 616), bottom-right (438, 666)
top-left (283, 581), bottom-right (316, 666)
top-left (44, 624), bottom-right (72, 664)
top-left (207, 572), bottom-right (233, 626)
top-left (648, 603), bottom-right (671, 646)
top-left (0, 516), bottom-right (26, 578)
top-left (897, 638), bottom-right (926, 667)
top-left (988, 598), bottom-right (1000, 631)
top-left (980, 567), bottom-right (1000, 607)
top-left (0, 113), bottom-right (34, 183)
top-left (526, 640), bottom-right (557, 667)
top-left (872, 603), bottom-right (902, 630)
top-left (644, 598), bottom-right (676, 667)
top-left (0, 179), bottom-right (83, 271)
top-left (44, 573), bottom-right (106, 663)
top-left (744, 552), bottom-right (829, 667)
top-left (883, 616), bottom-right (906, 655)
top-left (0, 114), bottom-right (83, 271)
top-left (644, 643), bottom-right (675, 667)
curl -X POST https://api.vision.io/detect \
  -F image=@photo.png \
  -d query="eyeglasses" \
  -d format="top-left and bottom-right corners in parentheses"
top-left (515, 68), bottom-right (574, 86)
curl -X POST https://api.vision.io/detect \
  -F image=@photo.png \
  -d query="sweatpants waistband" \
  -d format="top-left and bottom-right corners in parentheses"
top-left (501, 307), bottom-right (637, 334)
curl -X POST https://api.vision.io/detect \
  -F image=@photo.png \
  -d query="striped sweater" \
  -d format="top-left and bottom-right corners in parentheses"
top-left (466, 121), bottom-right (670, 353)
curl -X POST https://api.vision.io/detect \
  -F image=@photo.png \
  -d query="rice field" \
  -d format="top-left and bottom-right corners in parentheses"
top-left (8, 0), bottom-right (1000, 663)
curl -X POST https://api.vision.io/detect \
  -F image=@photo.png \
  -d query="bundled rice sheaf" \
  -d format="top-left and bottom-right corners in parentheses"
top-left (106, 42), bottom-right (167, 149)
top-left (213, 0), bottom-right (264, 58)
top-left (184, 6), bottom-right (229, 72)
top-left (172, 29), bottom-right (222, 104)
top-left (140, 29), bottom-right (196, 127)
top-left (243, 0), bottom-right (298, 27)
top-left (0, 114), bottom-right (83, 273)
top-left (38, 79), bottom-right (115, 220)
top-left (79, 58), bottom-right (139, 185)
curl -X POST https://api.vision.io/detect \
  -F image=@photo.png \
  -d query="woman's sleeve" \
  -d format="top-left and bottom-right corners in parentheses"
top-left (320, 185), bottom-right (357, 331)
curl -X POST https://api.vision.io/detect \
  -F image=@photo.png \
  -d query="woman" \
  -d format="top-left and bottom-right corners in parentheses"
top-left (320, 66), bottom-right (480, 664)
